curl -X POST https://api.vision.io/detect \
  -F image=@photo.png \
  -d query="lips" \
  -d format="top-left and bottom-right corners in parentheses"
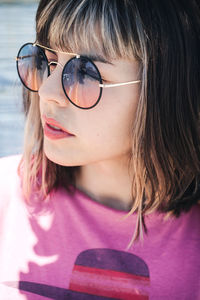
top-left (42, 115), bottom-right (74, 140)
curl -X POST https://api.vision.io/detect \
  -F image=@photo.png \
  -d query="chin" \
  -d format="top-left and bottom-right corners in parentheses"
top-left (44, 151), bottom-right (73, 167)
top-left (43, 146), bottom-right (80, 167)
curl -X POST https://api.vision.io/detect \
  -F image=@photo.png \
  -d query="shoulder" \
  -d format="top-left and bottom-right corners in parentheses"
top-left (0, 154), bottom-right (22, 186)
top-left (188, 203), bottom-right (200, 225)
top-left (0, 154), bottom-right (22, 174)
top-left (0, 154), bottom-right (22, 206)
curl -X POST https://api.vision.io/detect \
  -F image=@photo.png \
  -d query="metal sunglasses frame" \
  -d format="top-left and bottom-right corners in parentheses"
top-left (16, 42), bottom-right (141, 109)
top-left (35, 43), bottom-right (141, 89)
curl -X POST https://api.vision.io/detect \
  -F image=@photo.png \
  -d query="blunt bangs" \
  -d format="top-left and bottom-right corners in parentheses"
top-left (36, 0), bottom-right (143, 61)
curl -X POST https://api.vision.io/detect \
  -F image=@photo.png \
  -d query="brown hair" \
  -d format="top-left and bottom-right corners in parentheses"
top-left (19, 0), bottom-right (200, 244)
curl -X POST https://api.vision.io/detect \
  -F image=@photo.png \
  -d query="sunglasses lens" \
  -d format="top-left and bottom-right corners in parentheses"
top-left (16, 43), bottom-right (48, 92)
top-left (62, 57), bottom-right (101, 109)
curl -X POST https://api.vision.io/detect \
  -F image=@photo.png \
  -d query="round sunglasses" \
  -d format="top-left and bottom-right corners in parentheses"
top-left (16, 42), bottom-right (141, 109)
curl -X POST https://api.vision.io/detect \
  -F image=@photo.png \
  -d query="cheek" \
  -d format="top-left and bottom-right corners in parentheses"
top-left (79, 89), bottom-right (139, 151)
top-left (41, 85), bottom-right (140, 166)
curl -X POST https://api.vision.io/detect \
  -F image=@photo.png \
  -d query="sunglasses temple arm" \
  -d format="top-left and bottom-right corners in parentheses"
top-left (99, 80), bottom-right (141, 88)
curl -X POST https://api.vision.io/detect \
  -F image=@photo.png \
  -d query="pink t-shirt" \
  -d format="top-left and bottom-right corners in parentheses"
top-left (0, 155), bottom-right (199, 299)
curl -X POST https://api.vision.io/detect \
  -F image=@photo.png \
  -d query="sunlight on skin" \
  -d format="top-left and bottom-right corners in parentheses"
top-left (39, 48), bottom-right (141, 209)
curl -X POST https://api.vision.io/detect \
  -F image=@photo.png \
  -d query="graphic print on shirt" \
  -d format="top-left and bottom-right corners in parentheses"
top-left (3, 248), bottom-right (150, 299)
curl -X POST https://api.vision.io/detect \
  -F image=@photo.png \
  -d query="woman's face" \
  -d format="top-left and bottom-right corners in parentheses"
top-left (39, 48), bottom-right (141, 167)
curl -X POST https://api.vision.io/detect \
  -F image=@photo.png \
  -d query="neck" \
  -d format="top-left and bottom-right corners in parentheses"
top-left (76, 156), bottom-right (134, 211)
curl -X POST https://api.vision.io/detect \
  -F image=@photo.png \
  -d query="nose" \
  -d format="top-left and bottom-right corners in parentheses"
top-left (38, 61), bottom-right (68, 107)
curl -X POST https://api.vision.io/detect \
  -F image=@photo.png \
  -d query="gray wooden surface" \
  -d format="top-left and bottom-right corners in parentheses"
top-left (0, 2), bottom-right (37, 157)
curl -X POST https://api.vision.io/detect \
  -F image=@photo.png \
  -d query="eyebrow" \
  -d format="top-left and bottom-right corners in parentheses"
top-left (45, 48), bottom-right (113, 65)
top-left (84, 54), bottom-right (114, 65)
top-left (45, 48), bottom-right (57, 55)
top-left (42, 43), bottom-right (114, 65)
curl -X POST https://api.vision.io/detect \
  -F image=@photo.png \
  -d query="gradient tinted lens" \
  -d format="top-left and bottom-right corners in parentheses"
top-left (62, 57), bottom-right (102, 109)
top-left (16, 43), bottom-right (48, 92)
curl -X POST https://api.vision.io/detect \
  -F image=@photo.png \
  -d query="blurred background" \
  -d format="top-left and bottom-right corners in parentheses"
top-left (0, 0), bottom-right (38, 157)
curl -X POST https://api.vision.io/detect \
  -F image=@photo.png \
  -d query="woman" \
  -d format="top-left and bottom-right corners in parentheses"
top-left (0, 0), bottom-right (199, 299)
